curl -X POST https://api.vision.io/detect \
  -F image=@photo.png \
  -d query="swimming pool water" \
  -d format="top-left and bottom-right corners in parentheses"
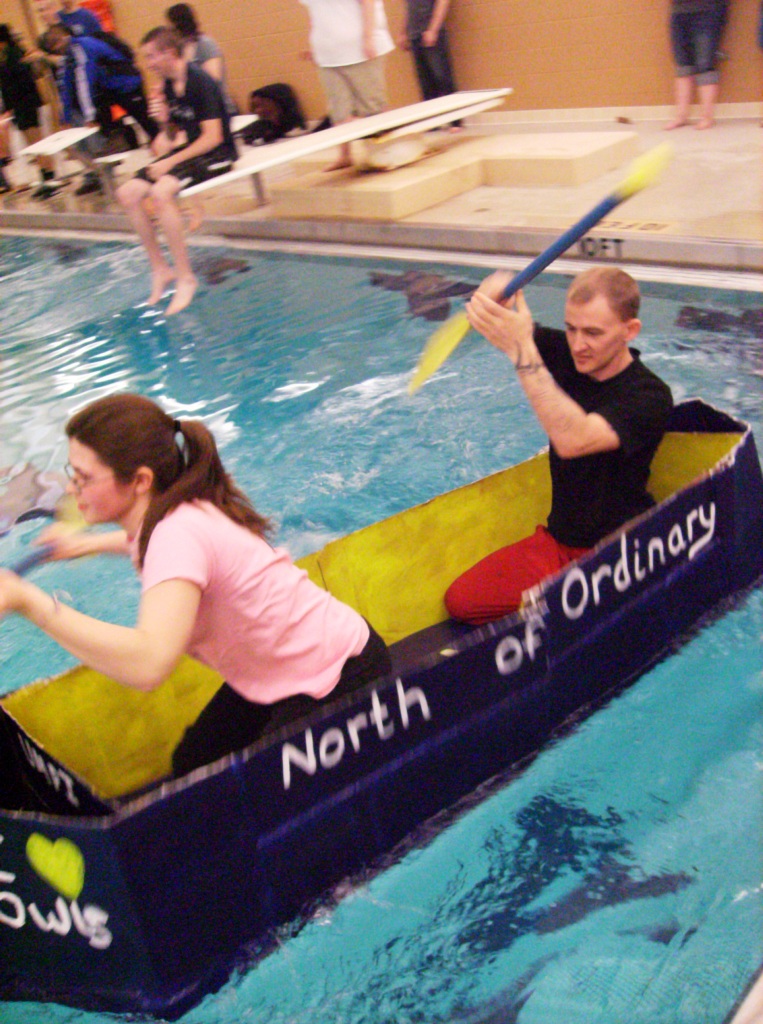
top-left (0, 234), bottom-right (761, 1023)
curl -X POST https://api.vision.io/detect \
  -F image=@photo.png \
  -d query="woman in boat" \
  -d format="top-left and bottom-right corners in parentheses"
top-left (0, 394), bottom-right (391, 775)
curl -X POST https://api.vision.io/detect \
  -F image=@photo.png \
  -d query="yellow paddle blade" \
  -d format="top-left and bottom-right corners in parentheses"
top-left (408, 309), bottom-right (470, 395)
top-left (55, 493), bottom-right (86, 530)
top-left (614, 142), bottom-right (674, 201)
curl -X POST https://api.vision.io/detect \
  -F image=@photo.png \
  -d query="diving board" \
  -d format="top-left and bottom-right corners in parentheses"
top-left (19, 126), bottom-right (99, 157)
top-left (178, 89), bottom-right (511, 203)
top-left (95, 115), bottom-right (260, 178)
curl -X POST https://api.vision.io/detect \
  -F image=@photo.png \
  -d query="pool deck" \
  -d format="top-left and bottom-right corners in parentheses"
top-left (0, 104), bottom-right (761, 280)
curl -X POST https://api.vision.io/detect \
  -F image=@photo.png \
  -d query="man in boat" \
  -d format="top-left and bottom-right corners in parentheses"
top-left (115, 26), bottom-right (237, 315)
top-left (445, 266), bottom-right (674, 625)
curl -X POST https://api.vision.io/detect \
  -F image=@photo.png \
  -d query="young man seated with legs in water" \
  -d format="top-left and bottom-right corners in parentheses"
top-left (0, 394), bottom-right (391, 777)
top-left (445, 267), bottom-right (674, 625)
top-left (116, 27), bottom-right (236, 315)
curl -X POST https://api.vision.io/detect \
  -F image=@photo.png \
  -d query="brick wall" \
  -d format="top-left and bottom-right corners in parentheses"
top-left (2, 0), bottom-right (760, 119)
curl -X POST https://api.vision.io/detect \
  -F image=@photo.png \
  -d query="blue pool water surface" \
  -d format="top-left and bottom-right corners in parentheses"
top-left (0, 234), bottom-right (761, 1023)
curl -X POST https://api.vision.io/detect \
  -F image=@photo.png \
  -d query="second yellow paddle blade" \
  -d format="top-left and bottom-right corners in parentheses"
top-left (56, 493), bottom-right (87, 530)
top-left (615, 141), bottom-right (674, 201)
top-left (408, 310), bottom-right (470, 395)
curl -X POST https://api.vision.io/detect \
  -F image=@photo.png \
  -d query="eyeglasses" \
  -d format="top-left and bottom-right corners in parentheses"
top-left (64, 462), bottom-right (113, 492)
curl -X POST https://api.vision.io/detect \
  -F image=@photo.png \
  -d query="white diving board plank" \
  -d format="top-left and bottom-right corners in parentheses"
top-left (179, 89), bottom-right (511, 199)
top-left (95, 149), bottom-right (150, 167)
top-left (96, 115), bottom-right (258, 169)
top-left (381, 97), bottom-right (511, 140)
top-left (20, 127), bottom-right (98, 156)
top-left (230, 114), bottom-right (258, 134)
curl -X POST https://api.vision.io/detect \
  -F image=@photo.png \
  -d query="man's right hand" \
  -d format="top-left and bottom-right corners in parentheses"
top-left (466, 277), bottom-right (535, 366)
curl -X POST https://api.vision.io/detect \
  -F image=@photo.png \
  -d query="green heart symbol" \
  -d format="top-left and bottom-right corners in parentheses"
top-left (26, 833), bottom-right (85, 901)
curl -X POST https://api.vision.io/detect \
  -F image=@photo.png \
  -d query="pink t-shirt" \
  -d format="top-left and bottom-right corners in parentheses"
top-left (136, 502), bottom-right (369, 704)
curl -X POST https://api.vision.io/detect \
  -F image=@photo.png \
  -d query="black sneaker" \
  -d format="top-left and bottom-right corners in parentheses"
top-left (75, 175), bottom-right (103, 196)
top-left (31, 181), bottom-right (62, 200)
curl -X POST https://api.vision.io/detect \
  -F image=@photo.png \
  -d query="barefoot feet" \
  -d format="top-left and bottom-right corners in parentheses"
top-left (664, 118), bottom-right (689, 131)
top-left (148, 267), bottom-right (177, 305)
top-left (323, 157), bottom-right (352, 172)
top-left (165, 274), bottom-right (197, 315)
top-left (324, 143), bottom-right (353, 172)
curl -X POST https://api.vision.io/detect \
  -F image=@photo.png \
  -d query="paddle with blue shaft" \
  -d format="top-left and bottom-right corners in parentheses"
top-left (8, 544), bottom-right (56, 576)
top-left (407, 141), bottom-right (674, 395)
top-left (4, 494), bottom-right (85, 576)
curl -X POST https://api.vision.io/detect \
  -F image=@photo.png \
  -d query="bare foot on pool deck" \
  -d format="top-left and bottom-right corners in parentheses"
top-left (324, 142), bottom-right (353, 172)
top-left (664, 118), bottom-right (689, 130)
top-left (695, 117), bottom-right (714, 130)
top-left (165, 275), bottom-right (197, 315)
top-left (323, 157), bottom-right (352, 172)
top-left (148, 268), bottom-right (177, 305)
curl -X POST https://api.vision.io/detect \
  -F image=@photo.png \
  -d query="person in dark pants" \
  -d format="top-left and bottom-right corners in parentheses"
top-left (665, 0), bottom-right (728, 130)
top-left (0, 24), bottom-right (50, 196)
top-left (398, 0), bottom-right (457, 103)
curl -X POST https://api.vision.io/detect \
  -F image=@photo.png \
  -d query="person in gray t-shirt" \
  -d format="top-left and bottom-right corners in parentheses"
top-left (166, 2), bottom-right (237, 114)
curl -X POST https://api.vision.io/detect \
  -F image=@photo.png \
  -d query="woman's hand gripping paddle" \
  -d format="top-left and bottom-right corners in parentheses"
top-left (6, 494), bottom-right (86, 576)
top-left (407, 142), bottom-right (674, 395)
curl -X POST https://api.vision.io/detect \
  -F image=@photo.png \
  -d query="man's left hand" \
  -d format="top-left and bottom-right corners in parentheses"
top-left (146, 157), bottom-right (175, 181)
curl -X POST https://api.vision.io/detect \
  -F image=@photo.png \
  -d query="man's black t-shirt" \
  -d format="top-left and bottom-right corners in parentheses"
top-left (535, 325), bottom-right (673, 549)
top-left (164, 64), bottom-right (236, 162)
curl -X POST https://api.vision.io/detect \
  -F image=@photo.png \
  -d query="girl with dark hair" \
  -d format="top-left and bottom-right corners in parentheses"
top-left (165, 2), bottom-right (237, 114)
top-left (0, 394), bottom-right (390, 776)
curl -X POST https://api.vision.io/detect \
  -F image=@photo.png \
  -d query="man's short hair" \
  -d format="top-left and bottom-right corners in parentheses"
top-left (141, 26), bottom-right (182, 54)
top-left (567, 267), bottom-right (641, 322)
top-left (40, 23), bottom-right (72, 53)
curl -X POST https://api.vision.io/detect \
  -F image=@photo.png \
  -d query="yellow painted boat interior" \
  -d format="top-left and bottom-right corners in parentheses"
top-left (0, 430), bottom-right (742, 801)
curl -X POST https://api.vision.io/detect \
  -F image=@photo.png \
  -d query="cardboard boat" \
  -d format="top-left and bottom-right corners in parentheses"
top-left (1, 398), bottom-right (762, 1017)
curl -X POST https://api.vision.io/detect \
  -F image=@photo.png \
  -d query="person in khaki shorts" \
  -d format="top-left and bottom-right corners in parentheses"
top-left (300, 0), bottom-right (393, 169)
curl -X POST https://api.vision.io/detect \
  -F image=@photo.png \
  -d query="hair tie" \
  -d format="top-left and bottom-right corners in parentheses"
top-left (173, 420), bottom-right (188, 465)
